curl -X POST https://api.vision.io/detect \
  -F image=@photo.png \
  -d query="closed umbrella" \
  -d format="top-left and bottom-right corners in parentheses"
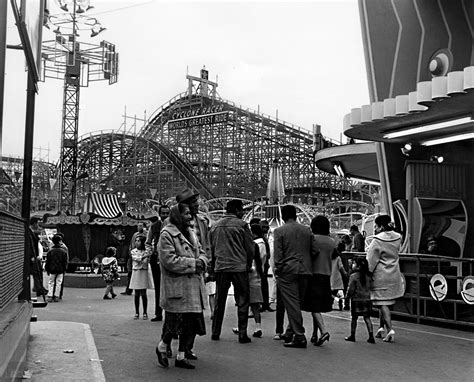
top-left (266, 159), bottom-right (285, 204)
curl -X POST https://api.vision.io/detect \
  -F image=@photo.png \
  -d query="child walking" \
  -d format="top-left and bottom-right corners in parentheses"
top-left (129, 235), bottom-right (154, 319)
top-left (101, 247), bottom-right (119, 300)
top-left (345, 257), bottom-right (375, 344)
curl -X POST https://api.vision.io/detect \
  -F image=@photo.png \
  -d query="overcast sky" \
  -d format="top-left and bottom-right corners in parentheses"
top-left (3, 0), bottom-right (369, 162)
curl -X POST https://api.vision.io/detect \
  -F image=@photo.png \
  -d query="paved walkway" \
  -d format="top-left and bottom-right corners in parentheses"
top-left (25, 281), bottom-right (474, 381)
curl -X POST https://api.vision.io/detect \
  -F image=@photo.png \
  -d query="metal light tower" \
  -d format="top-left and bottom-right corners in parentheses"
top-left (41, 0), bottom-right (118, 213)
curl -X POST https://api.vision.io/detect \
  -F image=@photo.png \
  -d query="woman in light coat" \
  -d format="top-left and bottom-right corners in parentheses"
top-left (366, 214), bottom-right (404, 343)
top-left (155, 203), bottom-right (208, 370)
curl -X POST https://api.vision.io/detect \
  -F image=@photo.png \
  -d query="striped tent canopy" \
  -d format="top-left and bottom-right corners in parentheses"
top-left (82, 192), bottom-right (122, 219)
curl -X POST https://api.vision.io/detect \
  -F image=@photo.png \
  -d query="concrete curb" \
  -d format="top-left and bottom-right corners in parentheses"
top-left (26, 321), bottom-right (105, 381)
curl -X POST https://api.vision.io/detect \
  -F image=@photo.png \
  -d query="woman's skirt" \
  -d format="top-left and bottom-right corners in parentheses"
top-left (301, 274), bottom-right (333, 313)
top-left (372, 299), bottom-right (396, 306)
top-left (162, 311), bottom-right (206, 337)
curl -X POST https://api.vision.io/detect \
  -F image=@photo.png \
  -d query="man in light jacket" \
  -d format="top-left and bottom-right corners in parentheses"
top-left (210, 199), bottom-right (255, 343)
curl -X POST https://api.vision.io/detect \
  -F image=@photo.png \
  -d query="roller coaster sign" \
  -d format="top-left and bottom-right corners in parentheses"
top-left (168, 107), bottom-right (230, 129)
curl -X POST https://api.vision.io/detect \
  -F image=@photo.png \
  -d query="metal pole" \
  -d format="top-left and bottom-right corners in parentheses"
top-left (19, 70), bottom-right (36, 301)
top-left (21, 72), bottom-right (36, 221)
top-left (0, 0), bottom-right (7, 157)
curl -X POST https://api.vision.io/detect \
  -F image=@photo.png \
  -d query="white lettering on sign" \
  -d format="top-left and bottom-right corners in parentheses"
top-left (170, 104), bottom-right (225, 120)
top-left (168, 111), bottom-right (229, 129)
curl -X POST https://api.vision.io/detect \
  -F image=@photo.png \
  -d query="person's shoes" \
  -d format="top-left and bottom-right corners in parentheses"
top-left (53, 297), bottom-right (59, 302)
top-left (315, 332), bottom-right (330, 346)
top-left (383, 330), bottom-right (395, 343)
top-left (103, 295), bottom-right (111, 300)
top-left (375, 327), bottom-right (386, 339)
top-left (273, 333), bottom-right (284, 340)
top-left (111, 293), bottom-right (117, 299)
top-left (185, 351), bottom-right (198, 360)
top-left (120, 291), bottom-right (132, 296)
top-left (211, 334), bottom-right (220, 341)
top-left (151, 316), bottom-right (163, 322)
top-left (166, 345), bottom-right (173, 358)
top-left (175, 358), bottom-right (195, 369)
top-left (46, 297), bottom-right (53, 303)
top-left (238, 335), bottom-right (252, 344)
top-left (252, 330), bottom-right (262, 338)
top-left (283, 339), bottom-right (307, 348)
top-left (283, 334), bottom-right (294, 344)
top-left (367, 336), bottom-right (375, 344)
top-left (156, 347), bottom-right (168, 368)
top-left (231, 327), bottom-right (239, 335)
top-left (133, 314), bottom-right (139, 320)
top-left (345, 335), bottom-right (356, 342)
top-left (143, 313), bottom-right (148, 320)
top-left (310, 334), bottom-right (318, 344)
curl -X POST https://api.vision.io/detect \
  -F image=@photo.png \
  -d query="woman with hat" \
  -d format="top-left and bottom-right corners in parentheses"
top-left (155, 203), bottom-right (208, 370)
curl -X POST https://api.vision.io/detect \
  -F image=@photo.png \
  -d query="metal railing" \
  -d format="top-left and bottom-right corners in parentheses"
top-left (340, 251), bottom-right (474, 328)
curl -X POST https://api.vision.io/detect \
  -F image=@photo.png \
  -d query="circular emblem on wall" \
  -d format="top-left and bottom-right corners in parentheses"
top-left (429, 274), bottom-right (447, 301)
top-left (460, 276), bottom-right (474, 305)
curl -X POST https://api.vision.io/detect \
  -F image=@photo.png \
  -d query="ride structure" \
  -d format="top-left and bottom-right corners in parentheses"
top-left (74, 68), bottom-right (375, 213)
top-left (41, 0), bottom-right (118, 214)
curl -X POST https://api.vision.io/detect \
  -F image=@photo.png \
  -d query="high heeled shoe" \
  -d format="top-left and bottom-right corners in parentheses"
top-left (156, 347), bottom-right (169, 368)
top-left (315, 332), bottom-right (330, 346)
top-left (383, 330), bottom-right (395, 343)
top-left (375, 327), bottom-right (385, 339)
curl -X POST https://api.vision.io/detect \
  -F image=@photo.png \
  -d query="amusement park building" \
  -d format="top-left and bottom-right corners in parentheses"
top-left (315, 0), bottom-right (473, 326)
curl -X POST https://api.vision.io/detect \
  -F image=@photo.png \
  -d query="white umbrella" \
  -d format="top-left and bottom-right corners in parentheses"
top-left (266, 159), bottom-right (285, 204)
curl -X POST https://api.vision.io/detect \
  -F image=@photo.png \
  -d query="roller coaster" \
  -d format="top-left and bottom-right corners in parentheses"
top-left (1, 70), bottom-right (375, 216)
top-left (73, 71), bottom-right (373, 213)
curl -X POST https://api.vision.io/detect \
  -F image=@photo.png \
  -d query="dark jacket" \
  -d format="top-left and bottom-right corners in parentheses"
top-left (210, 213), bottom-right (255, 273)
top-left (346, 271), bottom-right (371, 302)
top-left (45, 245), bottom-right (68, 274)
top-left (352, 232), bottom-right (365, 252)
top-left (146, 220), bottom-right (163, 265)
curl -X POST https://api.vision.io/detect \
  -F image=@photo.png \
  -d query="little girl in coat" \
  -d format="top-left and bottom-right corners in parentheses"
top-left (344, 257), bottom-right (375, 343)
top-left (101, 247), bottom-right (120, 300)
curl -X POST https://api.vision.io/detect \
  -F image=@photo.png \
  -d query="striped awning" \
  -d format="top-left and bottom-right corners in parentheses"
top-left (82, 193), bottom-right (122, 219)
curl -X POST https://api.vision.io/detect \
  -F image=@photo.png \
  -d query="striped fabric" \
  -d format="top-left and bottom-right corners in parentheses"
top-left (82, 193), bottom-right (123, 219)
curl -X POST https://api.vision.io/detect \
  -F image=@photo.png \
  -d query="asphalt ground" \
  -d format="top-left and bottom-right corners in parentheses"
top-left (26, 277), bottom-right (474, 381)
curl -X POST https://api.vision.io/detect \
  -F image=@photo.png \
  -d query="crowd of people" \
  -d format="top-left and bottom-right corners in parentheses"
top-left (29, 190), bottom-right (406, 370)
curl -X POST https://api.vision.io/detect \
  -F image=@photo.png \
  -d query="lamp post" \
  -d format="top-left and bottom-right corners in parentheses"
top-left (42, 0), bottom-right (118, 214)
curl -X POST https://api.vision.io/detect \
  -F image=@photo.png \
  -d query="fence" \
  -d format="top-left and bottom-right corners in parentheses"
top-left (0, 211), bottom-right (25, 311)
top-left (341, 252), bottom-right (474, 328)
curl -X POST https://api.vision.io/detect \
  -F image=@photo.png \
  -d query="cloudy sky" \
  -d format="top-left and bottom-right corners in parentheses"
top-left (3, 0), bottom-right (369, 162)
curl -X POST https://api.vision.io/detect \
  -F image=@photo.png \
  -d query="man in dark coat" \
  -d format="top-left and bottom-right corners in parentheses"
top-left (28, 216), bottom-right (48, 298)
top-left (273, 205), bottom-right (315, 348)
top-left (350, 225), bottom-right (366, 252)
top-left (146, 205), bottom-right (170, 322)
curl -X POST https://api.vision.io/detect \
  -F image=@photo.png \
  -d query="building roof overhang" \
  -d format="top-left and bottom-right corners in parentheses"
top-left (314, 142), bottom-right (379, 183)
top-left (343, 66), bottom-right (474, 145)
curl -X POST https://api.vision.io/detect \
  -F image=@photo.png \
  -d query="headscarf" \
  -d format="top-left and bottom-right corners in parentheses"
top-left (169, 203), bottom-right (191, 241)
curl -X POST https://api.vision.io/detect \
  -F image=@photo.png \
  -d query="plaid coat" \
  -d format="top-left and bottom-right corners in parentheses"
top-left (158, 224), bottom-right (208, 313)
